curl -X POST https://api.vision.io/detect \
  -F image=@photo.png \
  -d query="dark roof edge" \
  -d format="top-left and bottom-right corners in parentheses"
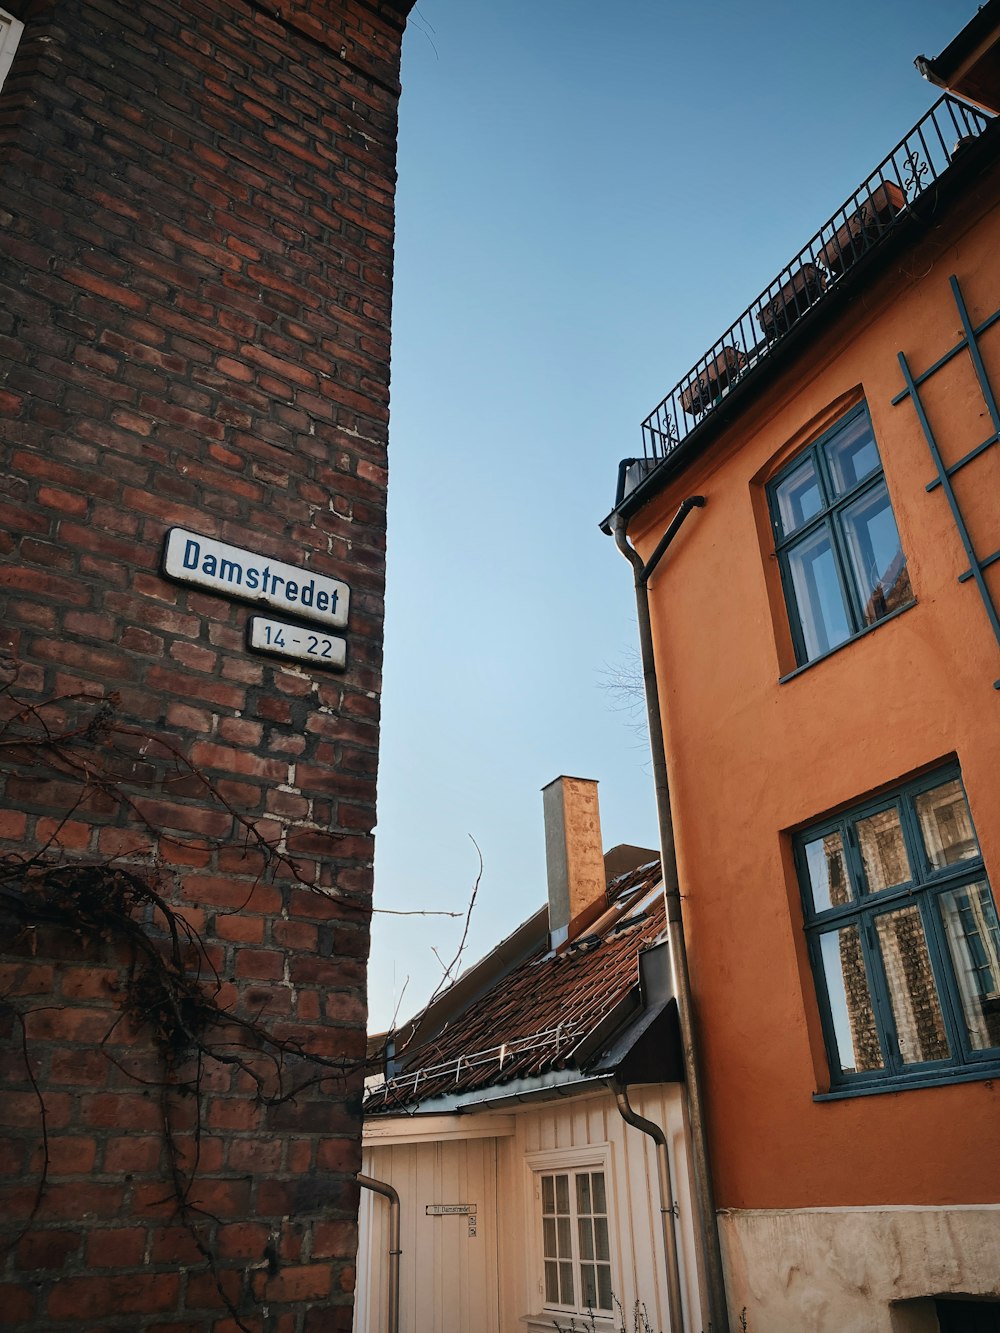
top-left (368, 1069), bottom-right (614, 1117)
top-left (916, 0), bottom-right (1000, 87)
top-left (600, 123), bottom-right (1000, 536)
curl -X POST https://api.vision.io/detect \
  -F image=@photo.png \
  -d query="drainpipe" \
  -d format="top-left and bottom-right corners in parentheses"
top-left (358, 1173), bottom-right (401, 1333)
top-left (611, 498), bottom-right (730, 1333)
top-left (614, 1080), bottom-right (685, 1333)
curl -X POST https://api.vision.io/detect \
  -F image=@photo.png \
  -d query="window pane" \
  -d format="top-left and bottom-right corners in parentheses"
top-left (805, 831), bottom-right (852, 911)
top-left (559, 1262), bottom-right (574, 1305)
top-left (578, 1216), bottom-right (594, 1260)
top-left (875, 907), bottom-right (950, 1064)
top-left (597, 1264), bottom-right (613, 1311)
top-left (774, 456), bottom-right (824, 537)
top-left (824, 414), bottom-right (880, 495)
top-left (543, 1217), bottom-right (556, 1257)
top-left (819, 927), bottom-right (884, 1073)
top-left (915, 780), bottom-right (980, 868)
top-left (554, 1174), bottom-right (569, 1214)
top-left (581, 1264), bottom-right (597, 1309)
top-left (594, 1216), bottom-right (610, 1262)
top-left (556, 1216), bottom-right (572, 1257)
top-left (542, 1175), bottom-right (554, 1214)
top-left (591, 1172), bottom-right (606, 1214)
top-left (576, 1173), bottom-right (591, 1215)
top-left (839, 482), bottom-right (911, 626)
top-left (939, 882), bottom-right (1000, 1052)
top-left (787, 525), bottom-right (853, 660)
top-left (857, 807), bottom-right (910, 893)
top-left (545, 1261), bottom-right (560, 1304)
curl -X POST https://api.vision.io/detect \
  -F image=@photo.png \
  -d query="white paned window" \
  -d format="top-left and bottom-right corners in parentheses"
top-left (533, 1158), bottom-right (614, 1319)
top-left (0, 6), bottom-right (24, 92)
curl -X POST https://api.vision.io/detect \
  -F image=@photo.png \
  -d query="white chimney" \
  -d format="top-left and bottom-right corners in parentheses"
top-left (542, 776), bottom-right (606, 949)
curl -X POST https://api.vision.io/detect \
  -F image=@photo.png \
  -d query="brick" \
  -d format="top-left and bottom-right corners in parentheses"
top-left (102, 1135), bottom-right (163, 1173)
top-left (216, 1221), bottom-right (270, 1260)
top-left (258, 1263), bottom-right (332, 1304)
top-left (0, 0), bottom-right (400, 1316)
top-left (37, 1135), bottom-right (98, 1176)
top-left (84, 1226), bottom-right (148, 1268)
top-left (15, 1230), bottom-right (82, 1270)
top-left (46, 1272), bottom-right (181, 1319)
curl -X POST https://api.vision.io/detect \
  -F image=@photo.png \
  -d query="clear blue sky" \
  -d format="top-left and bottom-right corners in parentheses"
top-left (368, 0), bottom-right (976, 1032)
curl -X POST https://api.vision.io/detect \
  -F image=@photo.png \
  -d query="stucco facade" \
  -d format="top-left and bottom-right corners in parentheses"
top-left (611, 51), bottom-right (1000, 1333)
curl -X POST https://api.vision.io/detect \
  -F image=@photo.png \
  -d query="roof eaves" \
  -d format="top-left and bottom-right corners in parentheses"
top-left (375, 1067), bottom-right (613, 1117)
top-left (915, 0), bottom-right (1000, 95)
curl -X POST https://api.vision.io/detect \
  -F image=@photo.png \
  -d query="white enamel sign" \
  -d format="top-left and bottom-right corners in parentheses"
top-left (163, 528), bottom-right (349, 629)
top-left (248, 616), bottom-right (346, 671)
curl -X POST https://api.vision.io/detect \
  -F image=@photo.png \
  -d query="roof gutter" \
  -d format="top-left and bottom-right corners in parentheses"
top-left (611, 501), bottom-right (730, 1333)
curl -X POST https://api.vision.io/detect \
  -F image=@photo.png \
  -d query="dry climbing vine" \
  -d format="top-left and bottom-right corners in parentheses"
top-left (0, 657), bottom-right (369, 1329)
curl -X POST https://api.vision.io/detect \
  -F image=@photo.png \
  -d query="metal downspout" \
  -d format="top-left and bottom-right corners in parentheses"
top-left (611, 499), bottom-right (730, 1333)
top-left (614, 1081), bottom-right (685, 1333)
top-left (358, 1173), bottom-right (401, 1333)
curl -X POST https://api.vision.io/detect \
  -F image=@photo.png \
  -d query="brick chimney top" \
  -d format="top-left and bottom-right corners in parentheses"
top-left (542, 776), bottom-right (606, 948)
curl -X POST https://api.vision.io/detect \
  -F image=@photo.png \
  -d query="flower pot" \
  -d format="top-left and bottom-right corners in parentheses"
top-left (757, 263), bottom-right (827, 340)
top-left (818, 181), bottom-right (906, 276)
top-left (680, 345), bottom-right (747, 415)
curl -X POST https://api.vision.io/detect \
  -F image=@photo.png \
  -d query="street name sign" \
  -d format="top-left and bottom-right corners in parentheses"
top-left (163, 528), bottom-right (350, 630)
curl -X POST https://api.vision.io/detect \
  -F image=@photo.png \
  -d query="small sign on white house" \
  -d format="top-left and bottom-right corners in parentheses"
top-left (162, 528), bottom-right (350, 630)
top-left (425, 1204), bottom-right (476, 1216)
top-left (247, 616), bottom-right (347, 671)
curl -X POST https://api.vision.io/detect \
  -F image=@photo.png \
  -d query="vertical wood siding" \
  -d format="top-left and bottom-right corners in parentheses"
top-left (355, 1136), bottom-right (501, 1333)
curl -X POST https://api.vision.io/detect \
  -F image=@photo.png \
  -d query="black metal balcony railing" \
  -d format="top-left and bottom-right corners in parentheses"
top-left (640, 95), bottom-right (994, 467)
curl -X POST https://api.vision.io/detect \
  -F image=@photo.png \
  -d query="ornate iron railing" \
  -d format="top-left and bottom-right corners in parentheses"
top-left (639, 95), bottom-right (994, 467)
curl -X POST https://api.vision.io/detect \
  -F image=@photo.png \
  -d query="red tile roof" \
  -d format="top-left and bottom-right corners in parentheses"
top-left (366, 859), bottom-right (665, 1113)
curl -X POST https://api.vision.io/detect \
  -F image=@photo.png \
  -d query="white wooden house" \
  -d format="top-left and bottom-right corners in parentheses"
top-left (355, 778), bottom-right (705, 1333)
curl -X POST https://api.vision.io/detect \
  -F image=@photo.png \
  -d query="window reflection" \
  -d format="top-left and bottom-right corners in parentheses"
top-left (939, 883), bottom-right (1000, 1052)
top-left (787, 526), bottom-right (852, 660)
top-left (769, 406), bottom-right (913, 667)
top-left (775, 456), bottom-right (823, 537)
top-left (856, 807), bottom-right (909, 893)
top-left (875, 907), bottom-right (950, 1063)
top-left (840, 483), bottom-right (911, 625)
top-left (805, 832), bottom-right (852, 911)
top-left (916, 780), bottom-right (979, 868)
top-left (819, 928), bottom-right (884, 1074)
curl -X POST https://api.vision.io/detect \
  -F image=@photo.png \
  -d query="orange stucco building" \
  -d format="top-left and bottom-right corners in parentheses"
top-left (605, 9), bottom-right (1000, 1332)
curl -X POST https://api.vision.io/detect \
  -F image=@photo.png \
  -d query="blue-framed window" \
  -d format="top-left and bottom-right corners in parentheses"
top-left (768, 405), bottom-right (913, 667)
top-left (797, 767), bottom-right (1000, 1091)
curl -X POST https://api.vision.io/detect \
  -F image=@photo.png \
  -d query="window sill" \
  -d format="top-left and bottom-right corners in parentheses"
top-left (522, 1314), bottom-right (616, 1333)
top-left (814, 1060), bottom-right (1000, 1101)
top-left (778, 599), bottom-right (917, 683)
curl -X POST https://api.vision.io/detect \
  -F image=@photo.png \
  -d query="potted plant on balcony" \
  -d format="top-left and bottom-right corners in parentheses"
top-left (818, 180), bottom-right (906, 276)
top-left (679, 345), bottom-right (747, 416)
top-left (757, 263), bottom-right (828, 340)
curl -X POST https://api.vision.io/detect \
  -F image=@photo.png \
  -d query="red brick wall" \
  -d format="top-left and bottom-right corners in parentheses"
top-left (0, 0), bottom-right (407, 1326)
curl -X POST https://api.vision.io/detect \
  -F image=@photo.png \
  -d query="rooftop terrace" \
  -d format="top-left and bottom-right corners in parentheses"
top-left (637, 94), bottom-right (993, 476)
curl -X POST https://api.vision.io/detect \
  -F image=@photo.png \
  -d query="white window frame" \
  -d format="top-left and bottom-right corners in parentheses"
top-left (523, 1147), bottom-right (618, 1331)
top-left (0, 6), bottom-right (24, 92)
